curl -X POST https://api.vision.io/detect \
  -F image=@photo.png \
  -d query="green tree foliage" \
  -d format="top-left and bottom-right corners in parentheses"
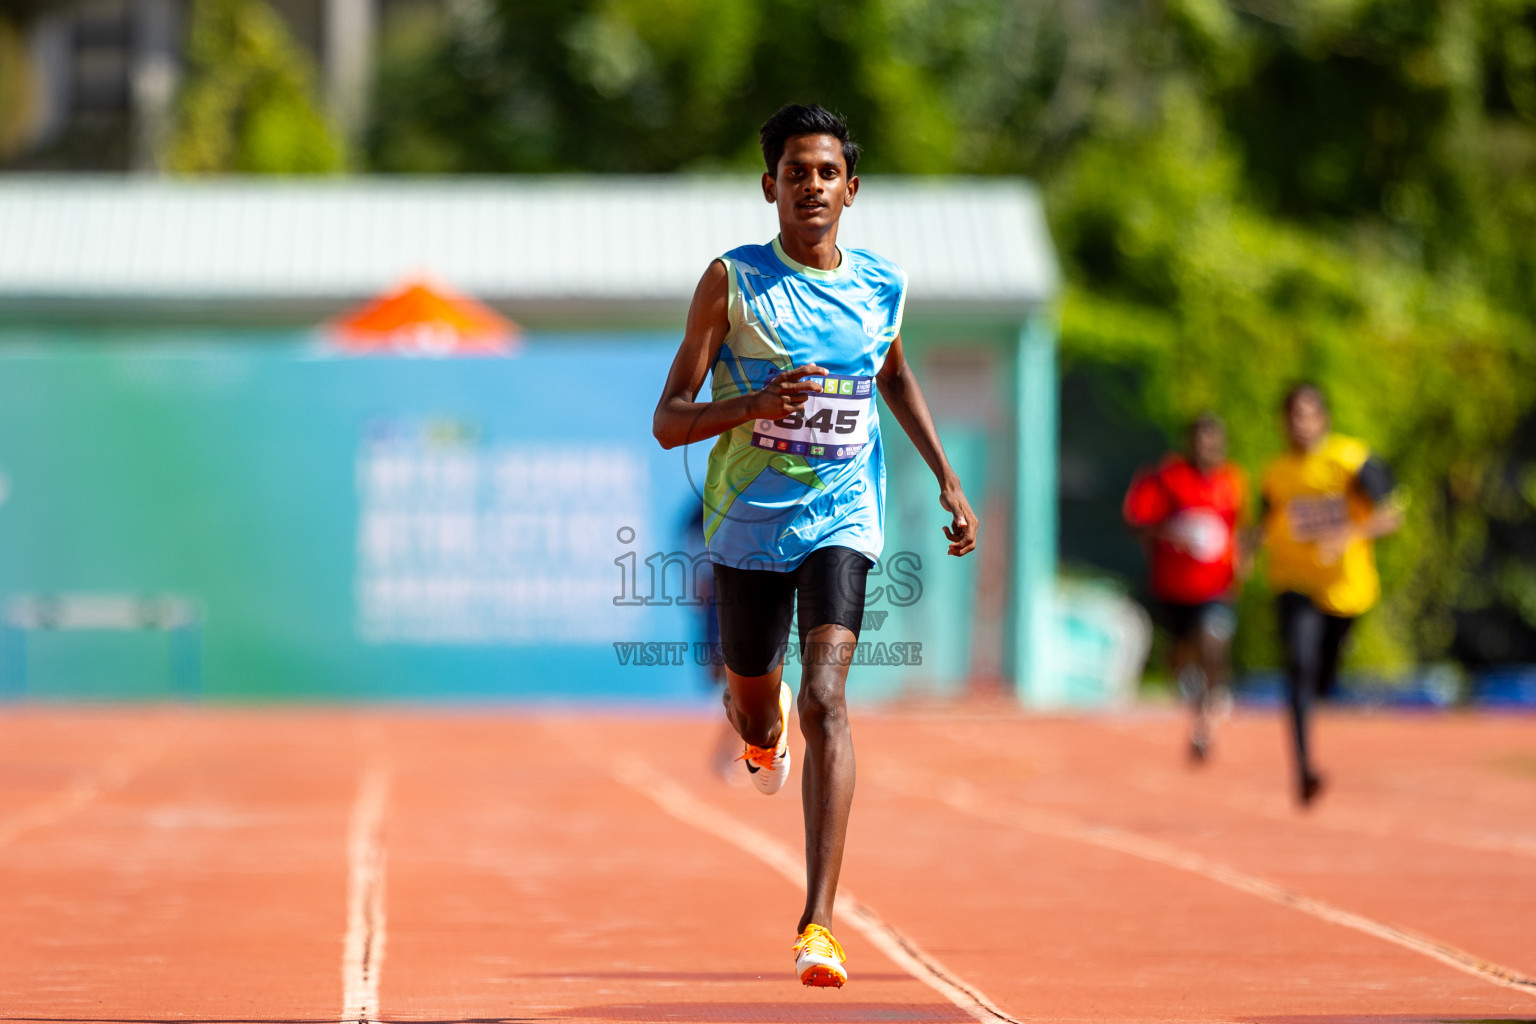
top-left (168, 0), bottom-right (343, 174)
top-left (373, 0), bottom-right (823, 172)
top-left (369, 0), bottom-right (1093, 173)
top-left (369, 0), bottom-right (1536, 669)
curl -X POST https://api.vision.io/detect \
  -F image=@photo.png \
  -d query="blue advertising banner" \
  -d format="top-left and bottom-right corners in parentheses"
top-left (0, 335), bottom-right (709, 702)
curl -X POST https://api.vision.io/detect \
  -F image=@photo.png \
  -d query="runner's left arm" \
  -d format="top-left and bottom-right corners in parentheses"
top-left (1315, 455), bottom-right (1403, 560)
top-left (876, 333), bottom-right (978, 557)
top-left (1351, 456), bottom-right (1404, 539)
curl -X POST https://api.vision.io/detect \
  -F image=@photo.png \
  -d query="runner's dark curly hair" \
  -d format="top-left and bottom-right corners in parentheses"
top-left (1282, 382), bottom-right (1328, 415)
top-left (759, 104), bottom-right (860, 176)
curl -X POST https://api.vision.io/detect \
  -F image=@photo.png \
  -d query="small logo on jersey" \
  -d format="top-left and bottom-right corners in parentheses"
top-left (836, 447), bottom-right (847, 458)
top-left (855, 379), bottom-right (872, 396)
top-left (777, 441), bottom-right (789, 451)
top-left (821, 378), bottom-right (839, 394)
top-left (839, 380), bottom-right (854, 395)
top-left (862, 309), bottom-right (887, 337)
top-left (810, 445), bottom-right (825, 456)
top-left (758, 436), bottom-right (774, 449)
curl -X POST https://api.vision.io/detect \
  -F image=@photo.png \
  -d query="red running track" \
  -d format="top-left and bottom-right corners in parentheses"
top-left (0, 704), bottom-right (1532, 1024)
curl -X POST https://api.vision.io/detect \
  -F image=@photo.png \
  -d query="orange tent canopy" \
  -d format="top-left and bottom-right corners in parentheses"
top-left (326, 279), bottom-right (521, 356)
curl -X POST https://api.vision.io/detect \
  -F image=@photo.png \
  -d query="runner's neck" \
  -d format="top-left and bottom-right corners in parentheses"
top-left (773, 235), bottom-right (847, 280)
top-left (775, 231), bottom-right (844, 274)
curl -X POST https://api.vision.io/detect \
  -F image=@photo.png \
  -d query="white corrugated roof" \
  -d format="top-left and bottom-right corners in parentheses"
top-left (0, 176), bottom-right (1056, 313)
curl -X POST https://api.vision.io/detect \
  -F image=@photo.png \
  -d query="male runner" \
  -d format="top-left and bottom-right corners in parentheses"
top-left (1257, 384), bottom-right (1400, 806)
top-left (652, 104), bottom-right (977, 988)
top-left (1123, 414), bottom-right (1246, 762)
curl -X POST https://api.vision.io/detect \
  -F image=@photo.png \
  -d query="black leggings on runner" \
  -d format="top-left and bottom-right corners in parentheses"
top-left (1277, 591), bottom-right (1354, 784)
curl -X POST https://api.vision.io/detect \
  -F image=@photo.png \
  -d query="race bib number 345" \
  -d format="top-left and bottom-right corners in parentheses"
top-left (752, 375), bottom-right (874, 460)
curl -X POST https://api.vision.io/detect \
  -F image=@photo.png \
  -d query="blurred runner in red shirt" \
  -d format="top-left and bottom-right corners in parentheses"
top-left (1124, 414), bottom-right (1248, 761)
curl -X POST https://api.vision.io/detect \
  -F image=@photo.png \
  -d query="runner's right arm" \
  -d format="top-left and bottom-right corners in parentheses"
top-left (652, 261), bottom-right (827, 450)
top-left (1123, 469), bottom-right (1179, 550)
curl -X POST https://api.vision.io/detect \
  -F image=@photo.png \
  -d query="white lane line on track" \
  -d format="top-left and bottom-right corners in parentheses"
top-left (342, 764), bottom-right (389, 1024)
top-left (612, 759), bottom-right (1024, 1024)
top-left (902, 771), bottom-right (1536, 998)
top-left (1126, 766), bottom-right (1536, 862)
top-left (1087, 718), bottom-right (1536, 862)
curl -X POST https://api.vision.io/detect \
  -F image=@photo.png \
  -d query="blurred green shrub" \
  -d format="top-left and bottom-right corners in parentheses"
top-left (167, 0), bottom-right (342, 174)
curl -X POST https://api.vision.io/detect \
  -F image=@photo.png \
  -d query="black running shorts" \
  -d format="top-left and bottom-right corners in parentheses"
top-left (711, 546), bottom-right (871, 677)
top-left (1154, 600), bottom-right (1236, 644)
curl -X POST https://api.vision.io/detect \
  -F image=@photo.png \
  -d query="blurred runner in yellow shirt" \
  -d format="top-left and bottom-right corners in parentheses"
top-left (1258, 384), bottom-right (1401, 806)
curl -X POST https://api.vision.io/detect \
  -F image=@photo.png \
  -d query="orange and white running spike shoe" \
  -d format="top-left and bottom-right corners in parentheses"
top-left (793, 923), bottom-right (848, 987)
top-left (738, 681), bottom-right (792, 795)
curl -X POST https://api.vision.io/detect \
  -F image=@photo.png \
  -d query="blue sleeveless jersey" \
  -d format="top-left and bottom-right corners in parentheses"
top-left (703, 236), bottom-right (906, 571)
